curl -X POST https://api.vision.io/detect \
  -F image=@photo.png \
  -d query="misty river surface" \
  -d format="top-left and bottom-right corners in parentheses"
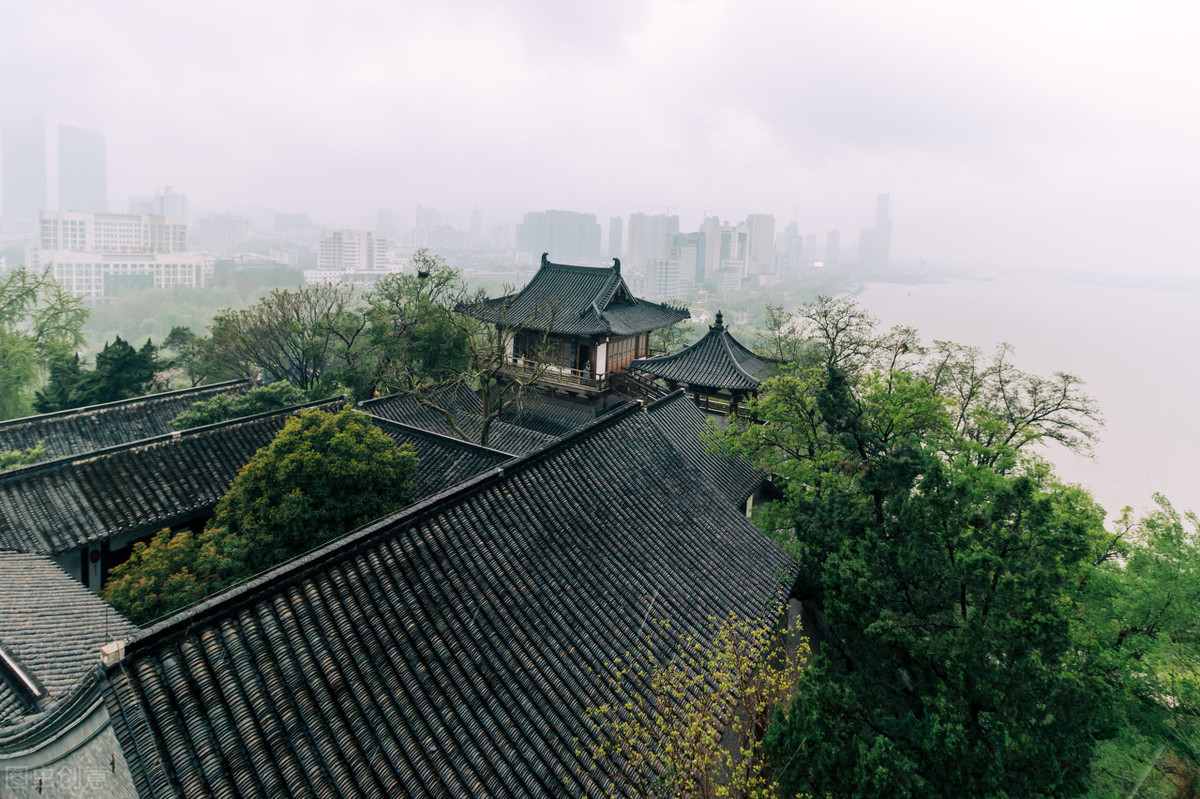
top-left (855, 276), bottom-right (1198, 520)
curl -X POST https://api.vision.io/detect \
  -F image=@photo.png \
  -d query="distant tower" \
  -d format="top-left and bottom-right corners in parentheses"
top-left (608, 216), bottom-right (623, 259)
top-left (58, 125), bottom-right (107, 212)
top-left (1, 116), bottom-right (47, 217)
top-left (825, 230), bottom-right (840, 266)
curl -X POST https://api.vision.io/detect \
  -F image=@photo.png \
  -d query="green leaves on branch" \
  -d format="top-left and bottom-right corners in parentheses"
top-left (0, 267), bottom-right (88, 420)
top-left (724, 296), bottom-right (1143, 797)
top-left (584, 612), bottom-right (807, 798)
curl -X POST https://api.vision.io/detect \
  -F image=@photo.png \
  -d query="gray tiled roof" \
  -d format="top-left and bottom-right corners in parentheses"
top-left (360, 386), bottom-right (556, 455)
top-left (646, 391), bottom-right (766, 508)
top-left (630, 312), bottom-right (778, 391)
top-left (101, 404), bottom-right (798, 798)
top-left (0, 398), bottom-right (343, 555)
top-left (0, 552), bottom-right (135, 729)
top-left (370, 417), bottom-right (512, 502)
top-left (466, 255), bottom-right (690, 337)
top-left (0, 380), bottom-right (252, 466)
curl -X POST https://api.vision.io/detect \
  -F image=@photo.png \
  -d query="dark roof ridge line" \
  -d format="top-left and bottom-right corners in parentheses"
top-left (364, 415), bottom-right (517, 459)
top-left (539, 257), bottom-right (618, 273)
top-left (108, 399), bottom-right (646, 660)
top-left (0, 396), bottom-right (344, 483)
top-left (644, 388), bottom-right (690, 410)
top-left (718, 327), bottom-right (764, 384)
top-left (0, 379), bottom-right (252, 430)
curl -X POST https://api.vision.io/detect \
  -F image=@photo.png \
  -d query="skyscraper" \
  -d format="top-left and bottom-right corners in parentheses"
top-left (825, 230), bottom-right (840, 266)
top-left (515, 210), bottom-right (602, 262)
top-left (626, 212), bottom-right (678, 272)
top-left (858, 194), bottom-right (893, 269)
top-left (608, 216), bottom-right (622, 260)
top-left (58, 125), bottom-right (107, 212)
top-left (1, 116), bottom-right (47, 217)
top-left (744, 214), bottom-right (776, 277)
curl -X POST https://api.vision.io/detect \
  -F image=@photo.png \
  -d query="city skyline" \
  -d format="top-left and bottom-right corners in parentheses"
top-left (1, 2), bottom-right (1197, 275)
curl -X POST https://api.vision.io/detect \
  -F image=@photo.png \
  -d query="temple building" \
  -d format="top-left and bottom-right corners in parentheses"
top-left (465, 253), bottom-right (689, 395)
top-left (0, 259), bottom-right (802, 797)
top-left (629, 310), bottom-right (780, 414)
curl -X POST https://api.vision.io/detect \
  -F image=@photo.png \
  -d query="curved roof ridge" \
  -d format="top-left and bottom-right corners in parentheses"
top-left (718, 328), bottom-right (764, 384)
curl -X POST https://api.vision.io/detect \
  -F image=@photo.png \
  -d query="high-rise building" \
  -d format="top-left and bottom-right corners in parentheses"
top-left (376, 208), bottom-right (397, 240)
top-left (626, 212), bottom-right (678, 272)
top-left (414, 205), bottom-right (443, 232)
top-left (744, 214), bottom-right (776, 277)
top-left (825, 231), bottom-right (840, 266)
top-left (608, 216), bottom-right (622, 260)
top-left (860, 194), bottom-right (892, 268)
top-left (515, 210), bottom-right (602, 262)
top-left (782, 222), bottom-right (803, 279)
top-left (194, 213), bottom-right (250, 255)
top-left (316, 229), bottom-right (388, 272)
top-left (1, 116), bottom-right (47, 218)
top-left (803, 233), bottom-right (817, 266)
top-left (58, 125), bottom-right (107, 212)
top-left (129, 186), bottom-right (188, 218)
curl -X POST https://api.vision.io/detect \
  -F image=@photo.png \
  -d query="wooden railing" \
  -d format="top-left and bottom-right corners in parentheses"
top-left (695, 392), bottom-right (754, 420)
top-left (503, 358), bottom-right (608, 391)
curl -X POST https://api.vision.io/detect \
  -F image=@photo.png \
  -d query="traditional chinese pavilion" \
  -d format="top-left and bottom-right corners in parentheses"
top-left (466, 253), bottom-right (690, 394)
top-left (629, 310), bottom-right (779, 414)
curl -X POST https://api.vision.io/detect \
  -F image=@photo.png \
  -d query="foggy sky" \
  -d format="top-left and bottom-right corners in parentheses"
top-left (3, 0), bottom-right (1197, 274)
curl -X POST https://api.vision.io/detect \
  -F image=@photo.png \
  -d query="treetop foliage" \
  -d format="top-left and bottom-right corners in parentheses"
top-left (103, 408), bottom-right (417, 624)
top-left (33, 336), bottom-right (165, 413)
top-left (169, 380), bottom-right (308, 429)
top-left (0, 267), bottom-right (88, 420)
top-left (703, 295), bottom-right (1194, 797)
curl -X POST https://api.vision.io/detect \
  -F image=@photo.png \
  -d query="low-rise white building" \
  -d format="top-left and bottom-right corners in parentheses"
top-left (38, 210), bottom-right (188, 254)
top-left (37, 250), bottom-right (204, 301)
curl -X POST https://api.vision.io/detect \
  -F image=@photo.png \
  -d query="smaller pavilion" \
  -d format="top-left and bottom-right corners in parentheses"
top-left (465, 253), bottom-right (690, 395)
top-left (628, 310), bottom-right (779, 415)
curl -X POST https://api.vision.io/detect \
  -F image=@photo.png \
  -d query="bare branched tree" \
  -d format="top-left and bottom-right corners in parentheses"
top-left (205, 282), bottom-right (364, 392)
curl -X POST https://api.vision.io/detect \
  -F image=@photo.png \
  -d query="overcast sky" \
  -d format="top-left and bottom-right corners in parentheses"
top-left (3, 0), bottom-right (1198, 274)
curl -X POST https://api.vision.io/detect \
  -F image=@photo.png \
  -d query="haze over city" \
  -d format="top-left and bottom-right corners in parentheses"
top-left (3, 0), bottom-right (1198, 276)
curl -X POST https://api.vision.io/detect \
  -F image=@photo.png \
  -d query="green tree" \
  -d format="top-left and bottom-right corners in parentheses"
top-left (99, 527), bottom-right (220, 626)
top-left (32, 352), bottom-right (86, 413)
top-left (169, 380), bottom-right (308, 429)
top-left (1082, 496), bottom-right (1200, 797)
top-left (370, 250), bottom-right (556, 449)
top-left (722, 296), bottom-right (1113, 797)
top-left (0, 267), bottom-right (88, 419)
top-left (103, 408), bottom-right (417, 624)
top-left (347, 250), bottom-right (472, 399)
top-left (204, 282), bottom-right (366, 392)
top-left (33, 337), bottom-right (167, 412)
top-left (161, 325), bottom-right (214, 387)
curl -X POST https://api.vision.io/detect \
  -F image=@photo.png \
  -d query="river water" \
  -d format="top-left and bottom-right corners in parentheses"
top-left (856, 276), bottom-right (1198, 519)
